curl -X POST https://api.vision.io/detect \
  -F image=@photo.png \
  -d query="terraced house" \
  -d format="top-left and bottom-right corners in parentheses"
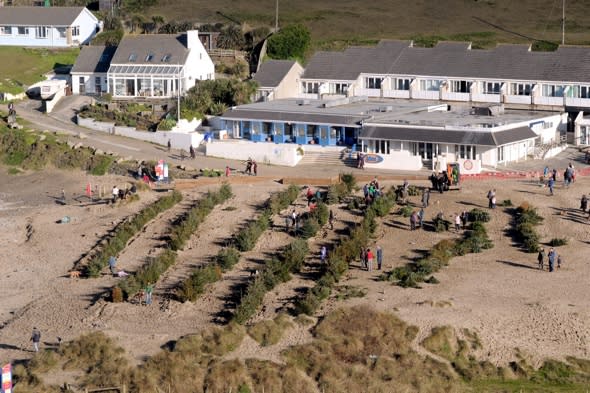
top-left (300, 40), bottom-right (590, 145)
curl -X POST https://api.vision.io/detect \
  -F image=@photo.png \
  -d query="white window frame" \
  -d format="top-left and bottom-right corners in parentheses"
top-left (510, 83), bottom-right (532, 96)
top-left (36, 26), bottom-right (48, 38)
top-left (483, 82), bottom-right (501, 94)
top-left (420, 79), bottom-right (441, 91)
top-left (364, 77), bottom-right (382, 89)
top-left (395, 78), bottom-right (410, 90)
top-left (17, 26), bottom-right (28, 35)
top-left (0, 26), bottom-right (11, 35)
top-left (72, 26), bottom-right (80, 36)
top-left (455, 144), bottom-right (477, 160)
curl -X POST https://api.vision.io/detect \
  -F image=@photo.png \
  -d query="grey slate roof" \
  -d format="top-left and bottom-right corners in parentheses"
top-left (360, 125), bottom-right (537, 146)
top-left (253, 60), bottom-right (296, 88)
top-left (0, 6), bottom-right (86, 26)
top-left (303, 40), bottom-right (411, 80)
top-left (220, 109), bottom-right (365, 127)
top-left (110, 34), bottom-right (189, 65)
top-left (303, 40), bottom-right (590, 84)
top-left (71, 46), bottom-right (116, 74)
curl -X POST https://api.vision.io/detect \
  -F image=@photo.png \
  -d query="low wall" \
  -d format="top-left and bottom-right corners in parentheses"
top-left (44, 88), bottom-right (67, 113)
top-left (363, 151), bottom-right (423, 171)
top-left (77, 115), bottom-right (204, 149)
top-left (205, 140), bottom-right (301, 166)
top-left (0, 92), bottom-right (26, 101)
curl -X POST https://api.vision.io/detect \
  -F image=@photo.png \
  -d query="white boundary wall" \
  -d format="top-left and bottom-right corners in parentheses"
top-left (205, 140), bottom-right (301, 166)
top-left (77, 115), bottom-right (203, 149)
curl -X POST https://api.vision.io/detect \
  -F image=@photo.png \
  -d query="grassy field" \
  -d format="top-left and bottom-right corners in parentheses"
top-left (148, 0), bottom-right (590, 51)
top-left (0, 46), bottom-right (79, 94)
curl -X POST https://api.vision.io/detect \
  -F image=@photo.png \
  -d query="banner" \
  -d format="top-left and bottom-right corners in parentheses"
top-left (1, 363), bottom-right (12, 393)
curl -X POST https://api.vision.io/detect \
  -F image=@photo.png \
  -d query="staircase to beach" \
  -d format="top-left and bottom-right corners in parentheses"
top-left (297, 148), bottom-right (355, 167)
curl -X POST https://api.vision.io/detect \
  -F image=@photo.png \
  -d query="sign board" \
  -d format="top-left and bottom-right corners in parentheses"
top-left (1, 363), bottom-right (12, 393)
top-left (364, 153), bottom-right (384, 164)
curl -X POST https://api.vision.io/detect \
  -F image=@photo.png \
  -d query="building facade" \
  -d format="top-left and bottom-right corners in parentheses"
top-left (0, 6), bottom-right (100, 47)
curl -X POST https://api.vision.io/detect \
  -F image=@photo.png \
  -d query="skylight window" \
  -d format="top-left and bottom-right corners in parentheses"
top-left (128, 53), bottom-right (137, 62)
top-left (145, 53), bottom-right (154, 62)
top-left (161, 54), bottom-right (172, 63)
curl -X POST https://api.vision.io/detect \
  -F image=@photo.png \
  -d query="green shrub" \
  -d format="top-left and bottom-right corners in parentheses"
top-left (501, 199), bottom-right (513, 207)
top-left (299, 217), bottom-right (320, 239)
top-left (235, 210), bottom-right (271, 251)
top-left (268, 184), bottom-right (299, 214)
top-left (340, 172), bottom-right (357, 193)
top-left (468, 208), bottom-right (491, 223)
top-left (177, 265), bottom-right (222, 302)
top-left (216, 247), bottom-right (241, 271)
top-left (399, 205), bottom-right (413, 217)
top-left (85, 191), bottom-right (182, 277)
top-left (119, 249), bottom-right (176, 299)
top-left (326, 183), bottom-right (348, 204)
top-left (549, 237), bottom-right (568, 247)
top-left (514, 204), bottom-right (543, 253)
top-left (433, 215), bottom-right (450, 232)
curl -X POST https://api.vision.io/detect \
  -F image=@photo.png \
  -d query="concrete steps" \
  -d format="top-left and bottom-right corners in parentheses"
top-left (298, 148), bottom-right (353, 167)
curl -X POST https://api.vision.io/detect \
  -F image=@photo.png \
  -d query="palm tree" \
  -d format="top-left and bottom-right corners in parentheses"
top-left (151, 15), bottom-right (165, 34)
top-left (130, 14), bottom-right (144, 33)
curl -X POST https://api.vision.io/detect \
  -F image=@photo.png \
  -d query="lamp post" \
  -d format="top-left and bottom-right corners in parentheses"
top-left (177, 63), bottom-right (181, 121)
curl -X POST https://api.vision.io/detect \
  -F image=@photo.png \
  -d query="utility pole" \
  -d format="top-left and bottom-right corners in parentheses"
top-left (177, 64), bottom-right (181, 121)
top-left (275, 0), bottom-right (279, 32)
top-left (562, 0), bottom-right (565, 45)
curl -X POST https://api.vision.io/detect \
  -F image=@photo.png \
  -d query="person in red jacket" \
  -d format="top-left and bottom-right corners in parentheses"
top-left (366, 248), bottom-right (374, 271)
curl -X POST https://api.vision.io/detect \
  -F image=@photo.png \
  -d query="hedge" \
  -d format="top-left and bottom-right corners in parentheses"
top-left (382, 217), bottom-right (493, 288)
top-left (117, 184), bottom-right (232, 299)
top-left (233, 239), bottom-right (308, 324)
top-left (85, 191), bottom-right (182, 277)
top-left (293, 188), bottom-right (396, 316)
top-left (177, 185), bottom-right (300, 302)
top-left (514, 203), bottom-right (544, 253)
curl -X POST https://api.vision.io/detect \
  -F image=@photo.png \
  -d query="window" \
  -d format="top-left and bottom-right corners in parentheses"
top-left (302, 81), bottom-right (319, 94)
top-left (455, 144), bottom-right (477, 160)
top-left (36, 26), bottom-right (47, 38)
top-left (145, 53), bottom-right (154, 62)
top-left (497, 146), bottom-right (504, 162)
top-left (161, 54), bottom-right (171, 62)
top-left (420, 79), bottom-right (441, 91)
top-left (374, 140), bottom-right (390, 154)
top-left (72, 26), bottom-right (80, 36)
top-left (483, 82), bottom-right (501, 94)
top-left (57, 27), bottom-right (66, 38)
top-left (575, 86), bottom-right (590, 99)
top-left (510, 83), bottom-right (532, 96)
top-left (364, 77), bottom-right (382, 89)
top-left (128, 53), bottom-right (137, 62)
top-left (17, 26), bottom-right (28, 35)
top-left (0, 27), bottom-right (9, 35)
top-left (542, 84), bottom-right (564, 97)
top-left (329, 83), bottom-right (349, 94)
top-left (451, 80), bottom-right (470, 93)
top-left (395, 78), bottom-right (410, 90)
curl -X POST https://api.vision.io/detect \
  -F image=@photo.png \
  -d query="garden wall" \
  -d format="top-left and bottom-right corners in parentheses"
top-left (77, 115), bottom-right (204, 149)
top-left (205, 140), bottom-right (301, 166)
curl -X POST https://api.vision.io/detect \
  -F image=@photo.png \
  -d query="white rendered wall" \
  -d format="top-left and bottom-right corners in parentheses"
top-left (205, 140), bottom-right (301, 166)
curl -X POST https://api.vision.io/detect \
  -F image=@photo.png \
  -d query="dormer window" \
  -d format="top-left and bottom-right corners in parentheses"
top-left (145, 53), bottom-right (154, 62)
top-left (161, 54), bottom-right (171, 62)
top-left (128, 53), bottom-right (137, 62)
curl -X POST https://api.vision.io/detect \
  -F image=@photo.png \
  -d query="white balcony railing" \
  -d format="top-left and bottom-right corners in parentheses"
top-left (357, 88), bottom-right (381, 98)
top-left (565, 97), bottom-right (590, 108)
top-left (411, 90), bottom-right (439, 100)
top-left (503, 95), bottom-right (532, 105)
top-left (471, 93), bottom-right (501, 103)
top-left (382, 89), bottom-right (410, 99)
top-left (441, 91), bottom-right (470, 101)
top-left (534, 96), bottom-right (564, 106)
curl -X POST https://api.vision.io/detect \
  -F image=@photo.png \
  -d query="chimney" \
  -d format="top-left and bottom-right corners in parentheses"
top-left (186, 30), bottom-right (199, 49)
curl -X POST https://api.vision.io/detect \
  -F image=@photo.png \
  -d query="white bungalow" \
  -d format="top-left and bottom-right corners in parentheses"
top-left (0, 6), bottom-right (100, 47)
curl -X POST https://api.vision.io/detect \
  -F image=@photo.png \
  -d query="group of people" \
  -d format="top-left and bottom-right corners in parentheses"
top-left (537, 247), bottom-right (562, 272)
top-left (167, 139), bottom-right (196, 160)
top-left (359, 245), bottom-right (383, 271)
top-left (429, 171), bottom-right (453, 193)
top-left (363, 177), bottom-right (382, 206)
top-left (244, 158), bottom-right (258, 176)
top-left (543, 163), bottom-right (576, 195)
top-left (112, 184), bottom-right (136, 203)
top-left (486, 189), bottom-right (497, 209)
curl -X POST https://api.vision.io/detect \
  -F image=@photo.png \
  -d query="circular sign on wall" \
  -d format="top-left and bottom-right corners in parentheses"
top-left (364, 154), bottom-right (384, 164)
top-left (463, 159), bottom-right (473, 171)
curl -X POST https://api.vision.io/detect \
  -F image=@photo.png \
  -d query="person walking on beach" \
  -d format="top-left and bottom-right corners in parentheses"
top-left (486, 189), bottom-right (495, 209)
top-left (360, 247), bottom-right (367, 270)
top-left (376, 245), bottom-right (383, 270)
top-left (366, 248), bottom-right (374, 271)
top-left (548, 248), bottom-right (556, 272)
top-left (189, 144), bottom-right (195, 159)
top-left (410, 211), bottom-right (418, 230)
top-left (329, 209), bottom-right (335, 230)
top-left (548, 178), bottom-right (555, 196)
top-left (145, 283), bottom-right (153, 305)
top-left (31, 327), bottom-right (41, 352)
top-left (581, 195), bottom-right (588, 212)
top-left (253, 160), bottom-right (258, 176)
top-left (167, 139), bottom-right (171, 152)
top-left (537, 248), bottom-right (545, 270)
top-left (320, 246), bottom-right (327, 264)
top-left (557, 255), bottom-right (563, 269)
top-left (418, 208), bottom-right (425, 228)
top-left (422, 189), bottom-right (430, 208)
top-left (454, 213), bottom-right (462, 232)
top-left (109, 255), bottom-right (117, 276)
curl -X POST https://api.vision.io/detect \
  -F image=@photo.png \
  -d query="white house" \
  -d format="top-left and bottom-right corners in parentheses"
top-left (70, 45), bottom-right (116, 95)
top-left (105, 30), bottom-right (214, 99)
top-left (0, 6), bottom-right (100, 47)
top-left (252, 60), bottom-right (303, 102)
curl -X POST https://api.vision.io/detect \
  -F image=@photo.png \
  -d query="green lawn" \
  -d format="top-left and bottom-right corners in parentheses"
top-left (0, 46), bottom-right (79, 94)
